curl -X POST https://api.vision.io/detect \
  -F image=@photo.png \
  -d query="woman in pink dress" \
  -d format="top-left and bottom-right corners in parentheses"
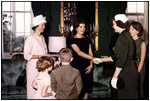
top-left (24, 15), bottom-right (49, 99)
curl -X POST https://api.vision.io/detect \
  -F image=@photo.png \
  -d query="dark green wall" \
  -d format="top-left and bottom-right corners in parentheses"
top-left (32, 1), bottom-right (60, 45)
top-left (96, 1), bottom-right (127, 57)
top-left (49, 2), bottom-right (60, 36)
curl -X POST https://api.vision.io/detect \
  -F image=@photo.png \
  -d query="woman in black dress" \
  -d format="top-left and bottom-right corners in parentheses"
top-left (68, 19), bottom-right (94, 99)
top-left (100, 14), bottom-right (139, 99)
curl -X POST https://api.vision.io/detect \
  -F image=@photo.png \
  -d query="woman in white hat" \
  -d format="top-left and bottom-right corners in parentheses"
top-left (99, 14), bottom-right (139, 99)
top-left (24, 15), bottom-right (49, 99)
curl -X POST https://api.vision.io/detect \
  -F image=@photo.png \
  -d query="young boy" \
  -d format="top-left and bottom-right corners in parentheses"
top-left (51, 48), bottom-right (82, 99)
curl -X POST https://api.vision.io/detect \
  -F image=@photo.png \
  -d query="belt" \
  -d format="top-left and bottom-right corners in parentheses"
top-left (135, 58), bottom-right (140, 62)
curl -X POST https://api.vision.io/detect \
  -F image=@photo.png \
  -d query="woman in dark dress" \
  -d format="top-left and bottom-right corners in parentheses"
top-left (68, 19), bottom-right (94, 99)
top-left (100, 14), bottom-right (139, 99)
top-left (129, 21), bottom-right (146, 99)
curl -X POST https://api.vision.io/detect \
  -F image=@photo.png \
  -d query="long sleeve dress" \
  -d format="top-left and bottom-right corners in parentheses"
top-left (24, 34), bottom-right (47, 99)
top-left (34, 72), bottom-right (56, 99)
top-left (112, 30), bottom-right (139, 99)
top-left (69, 37), bottom-right (93, 98)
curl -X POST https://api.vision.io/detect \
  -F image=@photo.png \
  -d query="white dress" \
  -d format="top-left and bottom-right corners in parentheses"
top-left (24, 34), bottom-right (48, 99)
top-left (34, 72), bottom-right (56, 99)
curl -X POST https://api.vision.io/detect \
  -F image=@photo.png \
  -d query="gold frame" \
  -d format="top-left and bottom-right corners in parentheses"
top-left (95, 1), bottom-right (99, 51)
top-left (60, 2), bottom-right (64, 36)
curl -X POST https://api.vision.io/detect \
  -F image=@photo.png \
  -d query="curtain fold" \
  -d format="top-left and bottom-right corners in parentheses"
top-left (31, 1), bottom-right (51, 22)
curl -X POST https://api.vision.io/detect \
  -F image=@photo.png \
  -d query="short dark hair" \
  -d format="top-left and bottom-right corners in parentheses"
top-left (129, 21), bottom-right (144, 37)
top-left (59, 48), bottom-right (72, 62)
top-left (32, 25), bottom-right (39, 31)
top-left (112, 18), bottom-right (129, 29)
top-left (36, 56), bottom-right (54, 72)
top-left (73, 18), bottom-right (86, 37)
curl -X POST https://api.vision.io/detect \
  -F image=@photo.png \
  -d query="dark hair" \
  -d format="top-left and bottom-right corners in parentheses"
top-left (59, 48), bottom-right (72, 62)
top-left (32, 25), bottom-right (39, 31)
top-left (113, 18), bottom-right (129, 29)
top-left (72, 18), bottom-right (86, 37)
top-left (129, 21), bottom-right (144, 37)
top-left (36, 56), bottom-right (54, 72)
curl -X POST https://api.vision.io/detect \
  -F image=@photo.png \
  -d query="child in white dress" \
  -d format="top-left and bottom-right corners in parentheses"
top-left (32, 56), bottom-right (56, 99)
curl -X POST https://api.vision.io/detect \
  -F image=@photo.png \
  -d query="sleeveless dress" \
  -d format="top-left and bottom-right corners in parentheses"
top-left (69, 37), bottom-right (93, 98)
top-left (24, 34), bottom-right (48, 99)
top-left (112, 30), bottom-right (139, 99)
top-left (34, 72), bottom-right (56, 99)
top-left (134, 38), bottom-right (145, 98)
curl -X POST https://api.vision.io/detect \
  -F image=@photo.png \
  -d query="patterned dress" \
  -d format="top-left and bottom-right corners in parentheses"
top-left (24, 34), bottom-right (47, 99)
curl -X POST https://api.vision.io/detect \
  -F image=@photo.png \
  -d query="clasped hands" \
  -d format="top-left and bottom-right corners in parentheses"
top-left (92, 58), bottom-right (103, 64)
top-left (92, 56), bottom-right (113, 64)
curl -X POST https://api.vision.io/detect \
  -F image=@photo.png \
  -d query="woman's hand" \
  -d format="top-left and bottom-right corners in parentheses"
top-left (42, 54), bottom-right (51, 57)
top-left (111, 77), bottom-right (118, 89)
top-left (93, 58), bottom-right (103, 64)
top-left (85, 63), bottom-right (93, 74)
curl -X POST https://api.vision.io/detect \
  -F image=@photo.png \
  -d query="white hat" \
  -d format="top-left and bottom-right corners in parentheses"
top-left (114, 14), bottom-right (128, 23)
top-left (32, 15), bottom-right (47, 27)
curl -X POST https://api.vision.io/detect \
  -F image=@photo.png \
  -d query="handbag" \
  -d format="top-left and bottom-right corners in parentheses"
top-left (116, 77), bottom-right (125, 89)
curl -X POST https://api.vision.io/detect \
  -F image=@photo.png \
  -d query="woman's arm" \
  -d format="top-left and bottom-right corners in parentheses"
top-left (24, 37), bottom-right (46, 60)
top-left (32, 54), bottom-right (53, 59)
top-left (85, 44), bottom-right (94, 74)
top-left (111, 67), bottom-right (122, 89)
top-left (71, 44), bottom-right (94, 60)
top-left (138, 42), bottom-right (146, 72)
top-left (113, 67), bottom-right (122, 78)
top-left (41, 85), bottom-right (53, 97)
top-left (100, 56), bottom-right (113, 62)
top-left (32, 79), bottom-right (38, 90)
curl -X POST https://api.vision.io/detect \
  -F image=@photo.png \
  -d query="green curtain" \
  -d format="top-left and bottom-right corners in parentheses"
top-left (31, 2), bottom-right (60, 45)
top-left (76, 2), bottom-right (95, 24)
top-left (31, 1), bottom-right (51, 45)
top-left (96, 1), bottom-right (127, 56)
top-left (31, 1), bottom-right (51, 22)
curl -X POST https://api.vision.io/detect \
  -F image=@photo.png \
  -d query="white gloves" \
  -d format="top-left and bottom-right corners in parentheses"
top-left (52, 91), bottom-right (56, 96)
top-left (93, 58), bottom-right (103, 64)
top-left (111, 77), bottom-right (118, 89)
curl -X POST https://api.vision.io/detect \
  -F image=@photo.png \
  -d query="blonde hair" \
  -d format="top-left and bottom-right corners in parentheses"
top-left (36, 56), bottom-right (54, 72)
top-left (59, 48), bottom-right (72, 62)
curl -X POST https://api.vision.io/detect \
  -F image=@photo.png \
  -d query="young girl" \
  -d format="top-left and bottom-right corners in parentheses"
top-left (32, 56), bottom-right (56, 99)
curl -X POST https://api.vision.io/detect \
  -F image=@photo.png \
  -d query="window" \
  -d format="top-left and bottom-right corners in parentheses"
top-left (126, 2), bottom-right (148, 43)
top-left (2, 2), bottom-right (32, 59)
top-left (126, 2), bottom-right (144, 22)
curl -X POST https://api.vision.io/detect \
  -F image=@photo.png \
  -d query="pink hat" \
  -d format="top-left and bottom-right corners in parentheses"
top-left (32, 15), bottom-right (47, 27)
top-left (114, 14), bottom-right (128, 23)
